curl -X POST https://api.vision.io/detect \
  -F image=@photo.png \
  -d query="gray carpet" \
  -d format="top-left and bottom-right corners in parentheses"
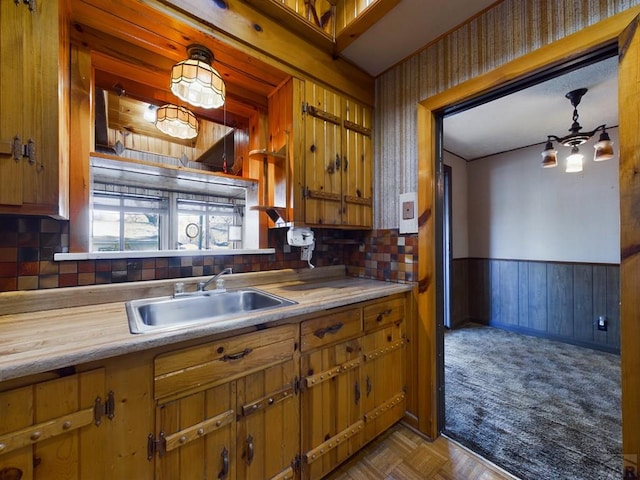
top-left (444, 323), bottom-right (622, 480)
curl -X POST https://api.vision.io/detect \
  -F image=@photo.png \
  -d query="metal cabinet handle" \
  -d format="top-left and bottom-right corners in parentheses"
top-left (11, 136), bottom-right (21, 161)
top-left (366, 375), bottom-right (372, 397)
top-left (354, 381), bottom-right (361, 405)
top-left (376, 309), bottom-right (392, 322)
top-left (246, 434), bottom-right (254, 465)
top-left (313, 322), bottom-right (343, 339)
top-left (335, 154), bottom-right (341, 170)
top-left (343, 156), bottom-right (348, 171)
top-left (221, 348), bottom-right (252, 362)
top-left (26, 138), bottom-right (36, 166)
top-left (218, 447), bottom-right (229, 480)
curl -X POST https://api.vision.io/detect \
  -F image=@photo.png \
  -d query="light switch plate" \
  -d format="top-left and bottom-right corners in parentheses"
top-left (399, 192), bottom-right (418, 234)
top-left (402, 201), bottom-right (414, 220)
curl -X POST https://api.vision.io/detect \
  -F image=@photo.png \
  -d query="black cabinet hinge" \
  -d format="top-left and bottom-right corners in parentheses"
top-left (93, 390), bottom-right (115, 426)
top-left (147, 432), bottom-right (166, 460)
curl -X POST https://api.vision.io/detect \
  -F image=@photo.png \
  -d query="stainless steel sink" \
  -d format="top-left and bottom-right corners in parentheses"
top-left (126, 288), bottom-right (297, 334)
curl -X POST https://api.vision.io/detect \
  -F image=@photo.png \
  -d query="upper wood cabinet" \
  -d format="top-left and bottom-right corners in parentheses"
top-left (303, 81), bottom-right (373, 228)
top-left (0, 0), bottom-right (69, 218)
top-left (256, 78), bottom-right (373, 229)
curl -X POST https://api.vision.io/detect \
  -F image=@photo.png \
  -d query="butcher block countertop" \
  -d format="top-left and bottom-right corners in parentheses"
top-left (0, 266), bottom-right (413, 383)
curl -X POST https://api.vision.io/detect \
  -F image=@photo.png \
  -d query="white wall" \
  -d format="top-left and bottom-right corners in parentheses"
top-left (444, 151), bottom-right (469, 259)
top-left (466, 128), bottom-right (620, 263)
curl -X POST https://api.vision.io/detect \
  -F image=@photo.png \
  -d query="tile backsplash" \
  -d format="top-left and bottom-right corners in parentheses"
top-left (0, 215), bottom-right (417, 291)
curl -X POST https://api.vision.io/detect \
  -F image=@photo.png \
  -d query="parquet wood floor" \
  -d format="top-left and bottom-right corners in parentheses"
top-left (325, 423), bottom-right (519, 480)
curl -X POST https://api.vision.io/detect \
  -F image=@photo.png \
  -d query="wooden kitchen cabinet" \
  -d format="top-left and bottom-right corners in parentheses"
top-left (236, 358), bottom-right (299, 480)
top-left (299, 306), bottom-right (365, 480)
top-left (255, 78), bottom-right (372, 228)
top-left (0, 368), bottom-right (112, 480)
top-left (0, 0), bottom-right (69, 218)
top-left (361, 296), bottom-right (406, 442)
top-left (303, 81), bottom-right (373, 228)
top-left (149, 324), bottom-right (299, 480)
top-left (299, 295), bottom-right (407, 479)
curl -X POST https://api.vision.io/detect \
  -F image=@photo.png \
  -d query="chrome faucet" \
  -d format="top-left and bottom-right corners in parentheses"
top-left (198, 267), bottom-right (233, 292)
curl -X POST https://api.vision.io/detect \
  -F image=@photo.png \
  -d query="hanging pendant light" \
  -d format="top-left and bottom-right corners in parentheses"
top-left (171, 45), bottom-right (225, 109)
top-left (541, 140), bottom-right (558, 168)
top-left (593, 129), bottom-right (614, 161)
top-left (155, 104), bottom-right (199, 139)
top-left (541, 88), bottom-right (613, 172)
top-left (565, 146), bottom-right (584, 173)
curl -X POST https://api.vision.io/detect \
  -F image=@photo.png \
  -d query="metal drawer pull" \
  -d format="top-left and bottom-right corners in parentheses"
top-left (218, 447), bottom-right (229, 479)
top-left (376, 309), bottom-right (392, 322)
top-left (220, 348), bottom-right (252, 362)
top-left (246, 435), bottom-right (254, 465)
top-left (313, 322), bottom-right (343, 339)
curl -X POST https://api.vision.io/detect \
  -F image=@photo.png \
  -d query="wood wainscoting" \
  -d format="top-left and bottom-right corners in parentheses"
top-left (450, 258), bottom-right (620, 353)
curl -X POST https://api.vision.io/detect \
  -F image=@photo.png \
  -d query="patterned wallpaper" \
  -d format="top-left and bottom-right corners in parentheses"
top-left (374, 0), bottom-right (640, 228)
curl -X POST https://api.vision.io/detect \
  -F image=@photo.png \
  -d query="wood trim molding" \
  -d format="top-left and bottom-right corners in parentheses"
top-left (416, 5), bottom-right (640, 441)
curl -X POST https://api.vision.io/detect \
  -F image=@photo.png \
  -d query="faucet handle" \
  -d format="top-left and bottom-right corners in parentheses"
top-left (197, 282), bottom-right (206, 292)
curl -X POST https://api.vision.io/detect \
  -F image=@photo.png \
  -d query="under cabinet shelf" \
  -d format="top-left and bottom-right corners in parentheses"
top-left (248, 148), bottom-right (286, 162)
top-left (250, 205), bottom-right (290, 227)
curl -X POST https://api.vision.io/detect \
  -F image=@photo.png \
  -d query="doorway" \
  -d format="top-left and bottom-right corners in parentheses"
top-left (436, 50), bottom-right (621, 479)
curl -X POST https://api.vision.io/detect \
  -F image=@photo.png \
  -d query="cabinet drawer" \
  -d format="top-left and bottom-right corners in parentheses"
top-left (300, 307), bottom-right (362, 352)
top-left (363, 296), bottom-right (405, 331)
top-left (154, 324), bottom-right (296, 402)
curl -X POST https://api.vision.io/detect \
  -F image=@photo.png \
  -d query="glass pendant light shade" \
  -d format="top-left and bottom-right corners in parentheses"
top-left (155, 104), bottom-right (199, 139)
top-left (171, 45), bottom-right (225, 109)
top-left (593, 130), bottom-right (614, 162)
top-left (541, 141), bottom-right (558, 168)
top-left (565, 146), bottom-right (584, 173)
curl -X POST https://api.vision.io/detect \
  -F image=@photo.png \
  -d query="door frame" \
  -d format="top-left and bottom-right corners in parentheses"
top-left (415, 7), bottom-right (640, 468)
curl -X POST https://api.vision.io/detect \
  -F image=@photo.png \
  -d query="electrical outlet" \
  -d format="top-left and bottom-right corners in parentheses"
top-left (597, 315), bottom-right (608, 331)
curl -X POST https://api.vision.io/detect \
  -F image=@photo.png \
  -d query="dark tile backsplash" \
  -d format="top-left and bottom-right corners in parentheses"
top-left (0, 215), bottom-right (418, 292)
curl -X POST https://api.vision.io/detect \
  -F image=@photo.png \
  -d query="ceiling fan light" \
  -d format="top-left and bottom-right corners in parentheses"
top-left (593, 131), bottom-right (614, 162)
top-left (171, 45), bottom-right (225, 109)
top-left (155, 104), bottom-right (199, 139)
top-left (565, 147), bottom-right (583, 173)
top-left (541, 141), bottom-right (558, 168)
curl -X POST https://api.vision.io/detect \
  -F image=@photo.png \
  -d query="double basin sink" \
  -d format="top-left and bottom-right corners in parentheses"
top-left (126, 288), bottom-right (297, 334)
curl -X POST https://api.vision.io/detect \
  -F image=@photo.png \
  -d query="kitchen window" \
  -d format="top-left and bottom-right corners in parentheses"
top-left (91, 182), bottom-right (245, 252)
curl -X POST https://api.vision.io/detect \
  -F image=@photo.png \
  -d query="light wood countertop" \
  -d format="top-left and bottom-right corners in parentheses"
top-left (0, 266), bottom-right (413, 382)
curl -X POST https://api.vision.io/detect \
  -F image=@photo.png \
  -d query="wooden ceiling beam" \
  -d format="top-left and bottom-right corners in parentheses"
top-left (335, 0), bottom-right (401, 53)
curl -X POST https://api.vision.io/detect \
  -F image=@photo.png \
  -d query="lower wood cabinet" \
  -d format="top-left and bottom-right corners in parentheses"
top-left (149, 324), bottom-right (298, 480)
top-left (0, 368), bottom-right (112, 480)
top-left (299, 295), bottom-right (406, 479)
top-left (0, 293), bottom-right (408, 480)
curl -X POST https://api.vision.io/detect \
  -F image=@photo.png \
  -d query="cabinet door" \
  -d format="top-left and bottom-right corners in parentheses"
top-left (0, 369), bottom-right (107, 480)
top-left (342, 99), bottom-right (373, 228)
top-left (0, 0), bottom-right (67, 216)
top-left (300, 337), bottom-right (363, 480)
top-left (0, 0), bottom-right (24, 206)
top-left (361, 321), bottom-right (406, 442)
top-left (303, 82), bottom-right (343, 225)
top-left (236, 358), bottom-right (298, 480)
top-left (155, 383), bottom-right (235, 480)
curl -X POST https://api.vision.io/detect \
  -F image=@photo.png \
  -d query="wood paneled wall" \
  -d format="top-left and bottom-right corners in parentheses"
top-left (374, 0), bottom-right (639, 229)
top-left (451, 258), bottom-right (620, 352)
